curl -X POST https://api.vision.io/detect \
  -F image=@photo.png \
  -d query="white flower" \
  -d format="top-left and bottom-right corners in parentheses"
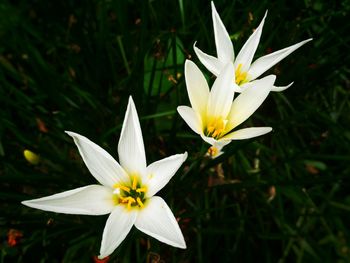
top-left (194, 2), bottom-right (312, 92)
top-left (22, 97), bottom-right (187, 259)
top-left (177, 60), bottom-right (273, 150)
top-left (206, 145), bottom-right (224, 159)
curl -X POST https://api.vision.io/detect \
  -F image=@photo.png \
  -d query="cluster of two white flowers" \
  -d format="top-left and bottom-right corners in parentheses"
top-left (178, 2), bottom-right (311, 157)
top-left (22, 1), bottom-right (312, 259)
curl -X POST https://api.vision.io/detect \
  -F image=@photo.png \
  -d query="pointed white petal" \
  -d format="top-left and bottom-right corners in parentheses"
top-left (177, 106), bottom-right (203, 134)
top-left (184, 60), bottom-right (210, 116)
top-left (22, 185), bottom-right (114, 215)
top-left (211, 2), bottom-right (234, 63)
top-left (222, 127), bottom-right (272, 140)
top-left (271, 82), bottom-right (293, 92)
top-left (200, 134), bottom-right (230, 148)
top-left (99, 206), bottom-right (137, 259)
top-left (118, 97), bottom-right (147, 175)
top-left (240, 78), bottom-right (292, 93)
top-left (135, 196), bottom-right (186, 249)
top-left (194, 44), bottom-right (224, 76)
top-left (207, 62), bottom-right (235, 118)
top-left (66, 131), bottom-right (128, 187)
top-left (227, 75), bottom-right (275, 130)
top-left (235, 11), bottom-right (267, 71)
top-left (248, 38), bottom-right (313, 80)
top-left (144, 153), bottom-right (187, 197)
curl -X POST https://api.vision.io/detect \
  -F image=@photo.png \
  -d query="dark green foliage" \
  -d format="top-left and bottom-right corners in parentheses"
top-left (1, 0), bottom-right (349, 262)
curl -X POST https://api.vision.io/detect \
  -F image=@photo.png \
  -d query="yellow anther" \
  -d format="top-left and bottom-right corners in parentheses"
top-left (113, 184), bottom-right (130, 193)
top-left (207, 125), bottom-right (215, 134)
top-left (235, 64), bottom-right (248, 85)
top-left (132, 176), bottom-right (138, 190)
top-left (119, 196), bottom-right (128, 203)
top-left (136, 197), bottom-right (144, 208)
top-left (207, 146), bottom-right (218, 157)
top-left (136, 187), bottom-right (147, 193)
top-left (206, 118), bottom-right (227, 139)
top-left (127, 197), bottom-right (136, 210)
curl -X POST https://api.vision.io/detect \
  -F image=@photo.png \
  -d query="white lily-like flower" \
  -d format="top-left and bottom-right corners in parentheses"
top-left (194, 2), bottom-right (312, 92)
top-left (22, 97), bottom-right (187, 259)
top-left (177, 60), bottom-right (273, 150)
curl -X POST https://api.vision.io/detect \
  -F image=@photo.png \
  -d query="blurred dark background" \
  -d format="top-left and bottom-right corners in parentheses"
top-left (1, 0), bottom-right (349, 262)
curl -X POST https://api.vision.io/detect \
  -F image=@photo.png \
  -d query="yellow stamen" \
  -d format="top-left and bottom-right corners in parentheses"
top-left (127, 197), bottom-right (136, 210)
top-left (206, 118), bottom-right (227, 139)
top-left (119, 196), bottom-right (130, 203)
top-left (207, 146), bottom-right (218, 157)
top-left (132, 176), bottom-right (138, 190)
top-left (113, 184), bottom-right (130, 193)
top-left (136, 197), bottom-right (144, 208)
top-left (136, 187), bottom-right (147, 193)
top-left (235, 64), bottom-right (248, 85)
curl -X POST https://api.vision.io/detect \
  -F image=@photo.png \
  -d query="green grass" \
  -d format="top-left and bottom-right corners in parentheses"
top-left (1, 0), bottom-right (350, 262)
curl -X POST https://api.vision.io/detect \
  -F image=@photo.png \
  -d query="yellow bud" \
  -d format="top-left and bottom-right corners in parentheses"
top-left (23, 150), bottom-right (40, 165)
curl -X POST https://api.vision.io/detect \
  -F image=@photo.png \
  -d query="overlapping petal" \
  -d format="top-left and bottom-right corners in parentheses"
top-left (177, 106), bottom-right (202, 134)
top-left (22, 185), bottom-right (114, 215)
top-left (222, 127), bottom-right (272, 140)
top-left (207, 62), bottom-right (235, 118)
top-left (66, 131), bottom-right (128, 187)
top-left (135, 196), bottom-right (186, 249)
top-left (234, 11), bottom-right (267, 71)
top-left (185, 60), bottom-right (210, 116)
top-left (99, 206), bottom-right (137, 259)
top-left (248, 38), bottom-right (313, 80)
top-left (193, 44), bottom-right (224, 76)
top-left (211, 1), bottom-right (234, 63)
top-left (118, 97), bottom-right (147, 175)
top-left (145, 153), bottom-right (188, 197)
top-left (227, 75), bottom-right (275, 130)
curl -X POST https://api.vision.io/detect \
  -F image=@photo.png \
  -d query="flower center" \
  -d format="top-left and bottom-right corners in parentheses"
top-left (113, 176), bottom-right (147, 210)
top-left (235, 64), bottom-right (249, 85)
top-left (205, 117), bottom-right (227, 139)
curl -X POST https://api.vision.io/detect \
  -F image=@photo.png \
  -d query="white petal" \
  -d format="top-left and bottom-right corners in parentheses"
top-left (248, 38), bottom-right (313, 80)
top-left (240, 78), bottom-right (292, 93)
top-left (235, 11), bottom-right (267, 71)
top-left (145, 153), bottom-right (188, 197)
top-left (207, 62), bottom-right (235, 118)
top-left (232, 83), bottom-right (243, 93)
top-left (238, 82), bottom-right (254, 92)
top-left (118, 96), bottom-right (147, 175)
top-left (184, 60), bottom-right (210, 116)
top-left (22, 185), bottom-right (114, 215)
top-left (177, 106), bottom-right (203, 134)
top-left (200, 133), bottom-right (218, 146)
top-left (194, 44), bottom-right (224, 76)
top-left (99, 206), bottom-right (137, 259)
top-left (222, 127), bottom-right (272, 140)
top-left (200, 134), bottom-right (230, 148)
top-left (135, 196), bottom-right (186, 249)
top-left (271, 82), bottom-right (293, 92)
top-left (66, 131), bottom-right (128, 187)
top-left (211, 2), bottom-right (234, 63)
top-left (227, 75), bottom-right (275, 130)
